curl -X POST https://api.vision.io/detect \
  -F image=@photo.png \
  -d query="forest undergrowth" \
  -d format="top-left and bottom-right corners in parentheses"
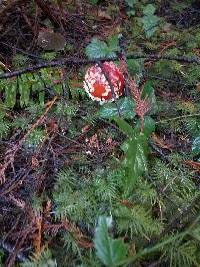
top-left (1, 0), bottom-right (200, 266)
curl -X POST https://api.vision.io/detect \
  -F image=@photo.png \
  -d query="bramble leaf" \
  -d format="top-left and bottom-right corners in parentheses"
top-left (98, 97), bottom-right (136, 119)
top-left (141, 4), bottom-right (160, 38)
top-left (143, 4), bottom-right (156, 15)
top-left (94, 216), bottom-right (128, 267)
top-left (125, 0), bottom-right (136, 8)
top-left (86, 38), bottom-right (108, 59)
top-left (85, 37), bottom-right (119, 59)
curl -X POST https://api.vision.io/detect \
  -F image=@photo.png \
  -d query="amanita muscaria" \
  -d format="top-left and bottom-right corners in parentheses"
top-left (83, 61), bottom-right (124, 103)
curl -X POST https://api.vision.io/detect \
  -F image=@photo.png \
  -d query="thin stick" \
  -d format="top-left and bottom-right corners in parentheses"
top-left (1, 53), bottom-right (200, 79)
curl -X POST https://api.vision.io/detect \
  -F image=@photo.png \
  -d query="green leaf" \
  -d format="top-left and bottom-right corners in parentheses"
top-left (142, 82), bottom-right (154, 98)
top-left (86, 38), bottom-right (107, 59)
top-left (127, 10), bottom-right (136, 17)
top-left (125, 0), bottom-right (136, 8)
top-left (122, 133), bottom-right (148, 186)
top-left (192, 136), bottom-right (200, 155)
top-left (94, 216), bottom-right (128, 267)
top-left (89, 0), bottom-right (98, 4)
top-left (85, 37), bottom-right (119, 59)
top-left (141, 5), bottom-right (160, 38)
top-left (19, 75), bottom-right (30, 107)
top-left (142, 82), bottom-right (157, 114)
top-left (141, 16), bottom-right (159, 38)
top-left (135, 116), bottom-right (155, 137)
top-left (114, 117), bottom-right (135, 137)
top-left (143, 4), bottom-right (156, 15)
top-left (39, 91), bottom-right (45, 105)
top-left (98, 97), bottom-right (136, 119)
top-left (5, 82), bottom-right (16, 108)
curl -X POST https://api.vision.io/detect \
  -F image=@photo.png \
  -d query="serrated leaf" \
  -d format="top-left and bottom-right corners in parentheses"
top-left (192, 136), bottom-right (200, 155)
top-left (86, 38), bottom-right (117, 59)
top-left (143, 4), bottom-right (156, 15)
top-left (94, 216), bottom-right (128, 267)
top-left (125, 0), bottom-right (136, 8)
top-left (86, 38), bottom-right (108, 59)
top-left (98, 97), bottom-right (136, 119)
top-left (141, 15), bottom-right (159, 38)
top-left (141, 5), bottom-right (159, 38)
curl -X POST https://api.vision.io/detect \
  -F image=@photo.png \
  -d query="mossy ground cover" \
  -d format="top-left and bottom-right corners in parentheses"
top-left (1, 1), bottom-right (200, 266)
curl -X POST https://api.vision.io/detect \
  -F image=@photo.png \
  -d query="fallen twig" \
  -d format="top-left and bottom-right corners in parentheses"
top-left (0, 53), bottom-right (200, 79)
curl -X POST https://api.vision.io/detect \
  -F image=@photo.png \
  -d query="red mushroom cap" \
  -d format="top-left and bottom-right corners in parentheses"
top-left (83, 61), bottom-right (124, 103)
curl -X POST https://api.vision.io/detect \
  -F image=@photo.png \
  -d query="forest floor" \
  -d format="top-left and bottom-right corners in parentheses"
top-left (1, 1), bottom-right (200, 266)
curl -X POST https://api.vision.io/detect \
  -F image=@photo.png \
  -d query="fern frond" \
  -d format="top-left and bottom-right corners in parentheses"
top-left (161, 239), bottom-right (198, 267)
top-left (0, 119), bottom-right (11, 140)
top-left (53, 169), bottom-right (95, 221)
top-left (21, 249), bottom-right (57, 267)
top-left (133, 178), bottom-right (158, 206)
top-left (115, 205), bottom-right (162, 239)
top-left (93, 176), bottom-right (118, 201)
top-left (12, 54), bottom-right (29, 68)
top-left (12, 116), bottom-right (31, 131)
top-left (62, 232), bottom-right (82, 256)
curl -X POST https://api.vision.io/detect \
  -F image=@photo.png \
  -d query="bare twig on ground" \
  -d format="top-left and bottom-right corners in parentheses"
top-left (0, 53), bottom-right (200, 79)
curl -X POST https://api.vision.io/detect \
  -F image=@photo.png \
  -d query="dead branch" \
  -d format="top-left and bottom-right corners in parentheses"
top-left (0, 53), bottom-right (200, 79)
